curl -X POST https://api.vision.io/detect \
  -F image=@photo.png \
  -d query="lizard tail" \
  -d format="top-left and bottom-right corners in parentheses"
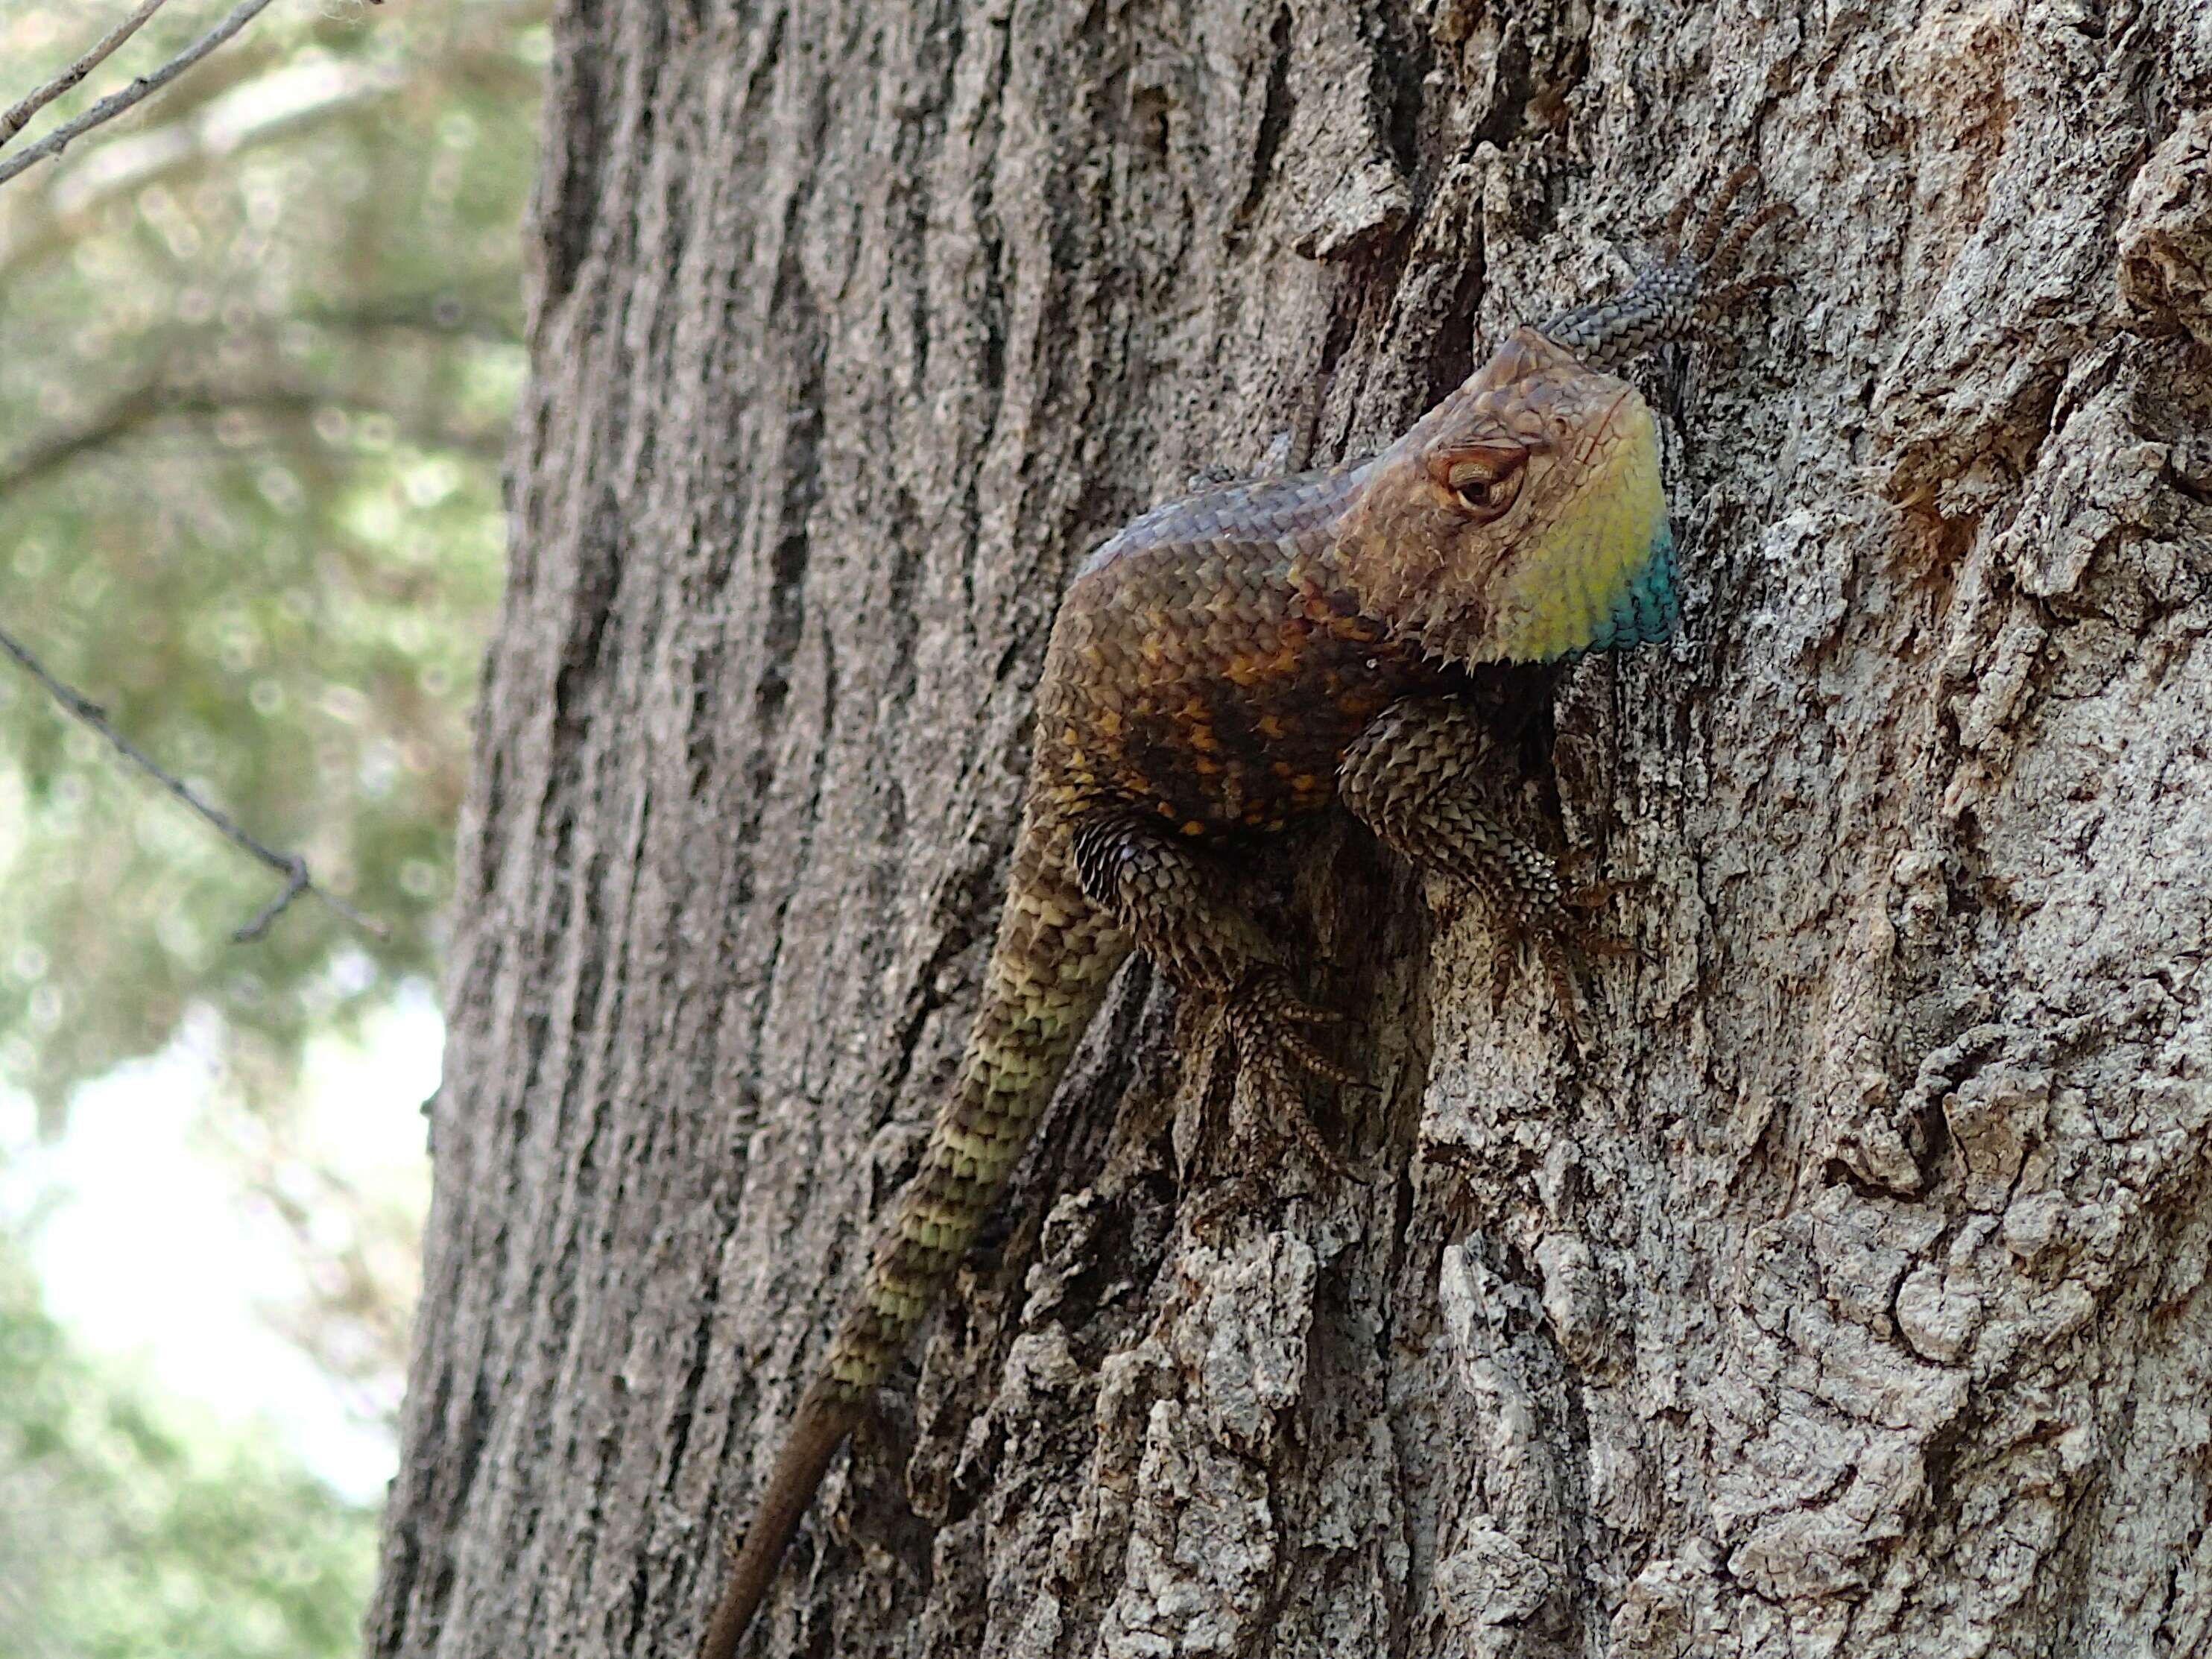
top-left (701, 821), bottom-right (1128, 1657)
top-left (698, 1381), bottom-right (862, 1659)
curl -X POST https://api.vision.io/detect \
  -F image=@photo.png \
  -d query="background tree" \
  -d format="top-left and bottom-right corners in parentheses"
top-left (0, 1237), bottom-right (376, 1659)
top-left (0, 0), bottom-right (536, 1123)
top-left (1, 0), bottom-right (541, 1382)
top-left (1, 2), bottom-right (543, 1650)
top-left (373, 2), bottom-right (2212, 1656)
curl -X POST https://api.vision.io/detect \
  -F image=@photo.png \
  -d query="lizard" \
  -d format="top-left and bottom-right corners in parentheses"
top-left (698, 166), bottom-right (1785, 1659)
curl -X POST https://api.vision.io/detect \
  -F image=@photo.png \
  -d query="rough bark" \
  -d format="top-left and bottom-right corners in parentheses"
top-left (370, 3), bottom-right (2212, 1657)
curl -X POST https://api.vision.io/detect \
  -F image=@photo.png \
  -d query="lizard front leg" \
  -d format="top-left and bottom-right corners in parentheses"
top-left (1069, 810), bottom-right (1359, 1171)
top-left (1338, 696), bottom-right (1617, 1043)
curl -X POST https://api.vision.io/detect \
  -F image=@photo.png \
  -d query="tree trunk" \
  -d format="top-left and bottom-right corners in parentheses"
top-left (368, 2), bottom-right (2212, 1655)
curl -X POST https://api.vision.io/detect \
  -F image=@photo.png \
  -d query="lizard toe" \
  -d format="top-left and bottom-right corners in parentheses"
top-left (1220, 968), bottom-right (1365, 1175)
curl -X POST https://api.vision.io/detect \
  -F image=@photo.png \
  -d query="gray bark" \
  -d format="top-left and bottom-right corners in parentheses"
top-left (370, 3), bottom-right (2212, 1657)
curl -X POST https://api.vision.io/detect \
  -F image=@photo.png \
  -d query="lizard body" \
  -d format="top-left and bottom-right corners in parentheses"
top-left (700, 171), bottom-right (1783, 1659)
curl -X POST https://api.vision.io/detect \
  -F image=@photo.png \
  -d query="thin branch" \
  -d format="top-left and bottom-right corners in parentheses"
top-left (0, 383), bottom-right (167, 491)
top-left (0, 381), bottom-right (511, 496)
top-left (0, 622), bottom-right (389, 944)
top-left (0, 10), bottom-right (528, 278)
top-left (45, 54), bottom-right (406, 219)
top-left (0, 51), bottom-right (405, 274)
top-left (306, 294), bottom-right (525, 348)
top-left (0, 0), bottom-right (174, 151)
top-left (0, 0), bottom-right (288, 192)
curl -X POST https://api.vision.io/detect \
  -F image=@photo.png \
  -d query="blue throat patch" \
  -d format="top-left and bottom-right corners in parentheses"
top-left (1586, 520), bottom-right (1679, 653)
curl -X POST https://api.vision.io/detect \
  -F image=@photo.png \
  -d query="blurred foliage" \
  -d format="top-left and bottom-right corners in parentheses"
top-left (0, 13), bottom-right (543, 1637)
top-left (0, 0), bottom-right (543, 1119)
top-left (0, 1234), bottom-right (379, 1659)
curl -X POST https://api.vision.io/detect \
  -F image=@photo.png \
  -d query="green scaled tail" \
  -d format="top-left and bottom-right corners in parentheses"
top-left (700, 818), bottom-right (1129, 1659)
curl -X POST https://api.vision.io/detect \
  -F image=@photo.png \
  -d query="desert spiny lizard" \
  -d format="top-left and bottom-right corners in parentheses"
top-left (699, 166), bottom-right (1786, 1659)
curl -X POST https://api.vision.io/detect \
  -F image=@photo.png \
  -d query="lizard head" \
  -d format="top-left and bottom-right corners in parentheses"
top-left (1333, 327), bottom-right (1675, 665)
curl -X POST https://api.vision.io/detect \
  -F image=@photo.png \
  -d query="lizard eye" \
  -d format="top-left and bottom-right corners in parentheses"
top-left (1429, 444), bottom-right (1529, 522)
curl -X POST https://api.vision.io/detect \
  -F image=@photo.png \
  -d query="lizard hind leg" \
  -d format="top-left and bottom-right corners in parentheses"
top-left (1339, 697), bottom-right (1622, 1046)
top-left (1072, 812), bottom-right (1364, 1177)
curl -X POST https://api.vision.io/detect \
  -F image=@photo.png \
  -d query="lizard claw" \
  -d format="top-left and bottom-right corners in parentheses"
top-left (1484, 870), bottom-right (1632, 1050)
top-left (1185, 1170), bottom-right (1266, 1238)
top-left (1482, 917), bottom-right (1592, 1049)
top-left (1220, 967), bottom-right (1366, 1177)
top-left (1681, 170), bottom-right (1792, 315)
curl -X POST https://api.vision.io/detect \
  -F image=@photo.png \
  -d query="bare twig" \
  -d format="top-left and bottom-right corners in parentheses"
top-left (0, 4), bottom-right (515, 278)
top-left (0, 0), bottom-right (285, 192)
top-left (307, 294), bottom-right (525, 347)
top-left (0, 379), bottom-right (511, 496)
top-left (45, 54), bottom-right (406, 218)
top-left (0, 0), bottom-right (174, 151)
top-left (0, 622), bottom-right (389, 943)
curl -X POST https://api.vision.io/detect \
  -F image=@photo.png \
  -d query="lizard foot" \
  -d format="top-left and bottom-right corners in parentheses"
top-left (1184, 1170), bottom-right (1267, 1238)
top-left (1675, 165), bottom-right (1792, 313)
top-left (1482, 868), bottom-right (1632, 1051)
top-left (1496, 920), bottom-right (1590, 1049)
top-left (1220, 966), bottom-right (1366, 1178)
top-left (1535, 168), bottom-right (1792, 374)
top-left (1660, 165), bottom-right (1792, 276)
top-left (1339, 698), bottom-right (1628, 1048)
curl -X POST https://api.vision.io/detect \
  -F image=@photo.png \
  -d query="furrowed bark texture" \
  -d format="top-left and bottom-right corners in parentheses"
top-left (370, 3), bottom-right (2212, 1656)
